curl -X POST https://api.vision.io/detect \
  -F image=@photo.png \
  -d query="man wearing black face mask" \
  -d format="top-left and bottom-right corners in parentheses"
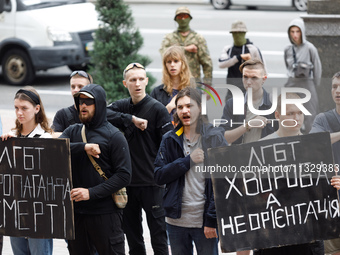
top-left (218, 20), bottom-right (264, 98)
top-left (160, 6), bottom-right (213, 85)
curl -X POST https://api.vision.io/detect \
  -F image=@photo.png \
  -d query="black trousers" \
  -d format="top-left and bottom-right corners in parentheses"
top-left (123, 186), bottom-right (168, 255)
top-left (68, 212), bottom-right (125, 255)
top-left (0, 235), bottom-right (2, 255)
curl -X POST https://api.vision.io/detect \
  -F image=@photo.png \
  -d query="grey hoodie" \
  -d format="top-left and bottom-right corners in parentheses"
top-left (284, 18), bottom-right (322, 84)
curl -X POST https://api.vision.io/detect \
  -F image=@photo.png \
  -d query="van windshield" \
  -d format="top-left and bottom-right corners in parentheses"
top-left (22, 0), bottom-right (85, 9)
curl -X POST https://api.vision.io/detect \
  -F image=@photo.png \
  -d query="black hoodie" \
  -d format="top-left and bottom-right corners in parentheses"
top-left (61, 84), bottom-right (132, 214)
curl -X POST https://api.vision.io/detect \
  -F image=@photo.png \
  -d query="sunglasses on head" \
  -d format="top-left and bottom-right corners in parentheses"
top-left (123, 63), bottom-right (145, 76)
top-left (70, 70), bottom-right (91, 82)
top-left (79, 98), bottom-right (95, 106)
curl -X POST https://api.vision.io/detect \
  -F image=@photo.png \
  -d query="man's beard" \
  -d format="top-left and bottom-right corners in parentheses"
top-left (79, 110), bottom-right (94, 124)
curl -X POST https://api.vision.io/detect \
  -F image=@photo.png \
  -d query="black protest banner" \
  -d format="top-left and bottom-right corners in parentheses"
top-left (0, 138), bottom-right (74, 239)
top-left (208, 132), bottom-right (340, 252)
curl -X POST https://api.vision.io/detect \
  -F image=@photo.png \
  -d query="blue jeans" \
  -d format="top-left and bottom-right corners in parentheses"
top-left (10, 237), bottom-right (53, 255)
top-left (167, 223), bottom-right (218, 255)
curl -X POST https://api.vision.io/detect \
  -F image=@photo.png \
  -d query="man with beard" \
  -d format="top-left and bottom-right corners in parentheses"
top-left (60, 84), bottom-right (132, 255)
top-left (52, 71), bottom-right (92, 134)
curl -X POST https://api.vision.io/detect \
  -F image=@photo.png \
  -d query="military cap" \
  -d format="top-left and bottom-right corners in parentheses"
top-left (230, 20), bottom-right (248, 33)
top-left (174, 6), bottom-right (193, 20)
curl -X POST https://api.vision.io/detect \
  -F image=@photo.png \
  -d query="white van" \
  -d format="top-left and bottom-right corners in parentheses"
top-left (0, 0), bottom-right (99, 85)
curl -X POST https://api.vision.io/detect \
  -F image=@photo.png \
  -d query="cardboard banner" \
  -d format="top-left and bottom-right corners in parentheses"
top-left (208, 133), bottom-right (340, 252)
top-left (0, 138), bottom-right (74, 239)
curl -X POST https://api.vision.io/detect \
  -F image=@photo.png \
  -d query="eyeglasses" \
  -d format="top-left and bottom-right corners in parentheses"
top-left (123, 63), bottom-right (145, 76)
top-left (70, 70), bottom-right (91, 82)
top-left (79, 98), bottom-right (95, 106)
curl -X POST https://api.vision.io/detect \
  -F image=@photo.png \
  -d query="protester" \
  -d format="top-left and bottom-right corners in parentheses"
top-left (60, 84), bottom-right (132, 255)
top-left (151, 45), bottom-right (195, 121)
top-left (219, 20), bottom-right (264, 98)
top-left (219, 59), bottom-right (277, 145)
top-left (219, 59), bottom-right (277, 255)
top-left (154, 87), bottom-right (227, 255)
top-left (1, 86), bottom-right (53, 255)
top-left (52, 70), bottom-right (92, 134)
top-left (255, 93), bottom-right (324, 254)
top-left (160, 6), bottom-right (213, 85)
top-left (284, 18), bottom-right (322, 133)
top-left (311, 71), bottom-right (340, 255)
top-left (310, 71), bottom-right (340, 161)
top-left (107, 63), bottom-right (173, 255)
top-left (261, 93), bottom-right (303, 139)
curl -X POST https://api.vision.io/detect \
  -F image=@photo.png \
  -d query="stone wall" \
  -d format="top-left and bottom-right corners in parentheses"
top-left (301, 0), bottom-right (340, 111)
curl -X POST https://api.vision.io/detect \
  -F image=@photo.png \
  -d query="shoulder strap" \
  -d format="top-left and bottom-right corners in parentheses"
top-left (81, 125), bottom-right (108, 180)
top-left (324, 110), bottom-right (340, 133)
top-left (292, 45), bottom-right (297, 64)
top-left (64, 107), bottom-right (76, 126)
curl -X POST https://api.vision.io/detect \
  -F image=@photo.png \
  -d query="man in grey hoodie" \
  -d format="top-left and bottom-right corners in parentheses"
top-left (284, 18), bottom-right (322, 133)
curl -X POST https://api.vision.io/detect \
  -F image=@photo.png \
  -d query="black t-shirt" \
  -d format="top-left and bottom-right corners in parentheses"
top-left (52, 105), bottom-right (80, 132)
top-left (107, 95), bottom-right (173, 186)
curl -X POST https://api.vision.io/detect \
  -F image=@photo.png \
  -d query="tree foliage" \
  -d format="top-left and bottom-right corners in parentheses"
top-left (89, 0), bottom-right (154, 102)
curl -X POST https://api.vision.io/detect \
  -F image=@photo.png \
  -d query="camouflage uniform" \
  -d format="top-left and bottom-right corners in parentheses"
top-left (160, 30), bottom-right (213, 84)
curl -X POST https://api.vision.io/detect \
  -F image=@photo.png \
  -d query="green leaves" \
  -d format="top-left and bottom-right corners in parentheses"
top-left (89, 0), bottom-right (153, 103)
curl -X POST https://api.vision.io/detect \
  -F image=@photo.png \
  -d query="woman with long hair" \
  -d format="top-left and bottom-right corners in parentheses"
top-left (1, 86), bottom-right (53, 255)
top-left (151, 45), bottom-right (195, 119)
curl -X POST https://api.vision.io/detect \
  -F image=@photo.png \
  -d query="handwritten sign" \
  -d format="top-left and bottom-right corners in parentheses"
top-left (0, 138), bottom-right (74, 239)
top-left (208, 133), bottom-right (340, 252)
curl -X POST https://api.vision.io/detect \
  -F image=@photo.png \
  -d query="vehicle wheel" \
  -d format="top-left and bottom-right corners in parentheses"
top-left (68, 64), bottom-right (89, 72)
top-left (2, 49), bottom-right (35, 85)
top-left (211, 0), bottom-right (230, 10)
top-left (293, 0), bottom-right (307, 11)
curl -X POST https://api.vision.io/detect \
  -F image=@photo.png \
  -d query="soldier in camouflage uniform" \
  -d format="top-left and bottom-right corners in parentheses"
top-left (160, 6), bottom-right (213, 85)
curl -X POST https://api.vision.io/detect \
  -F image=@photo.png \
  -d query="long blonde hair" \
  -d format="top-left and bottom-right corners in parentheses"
top-left (162, 45), bottom-right (195, 94)
top-left (13, 86), bottom-right (52, 136)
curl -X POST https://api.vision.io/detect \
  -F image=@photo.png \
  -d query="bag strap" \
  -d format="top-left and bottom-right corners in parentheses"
top-left (292, 46), bottom-right (297, 64)
top-left (64, 107), bottom-right (76, 126)
top-left (324, 110), bottom-right (340, 133)
top-left (81, 125), bottom-right (108, 181)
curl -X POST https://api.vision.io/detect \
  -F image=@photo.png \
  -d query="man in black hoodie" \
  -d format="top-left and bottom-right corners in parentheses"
top-left (60, 84), bottom-right (131, 255)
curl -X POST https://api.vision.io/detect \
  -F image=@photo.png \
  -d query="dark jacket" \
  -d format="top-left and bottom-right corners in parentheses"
top-left (60, 84), bottom-right (131, 214)
top-left (219, 88), bottom-right (277, 144)
top-left (154, 123), bottom-right (228, 228)
top-left (150, 84), bottom-right (171, 107)
top-left (52, 105), bottom-right (80, 132)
